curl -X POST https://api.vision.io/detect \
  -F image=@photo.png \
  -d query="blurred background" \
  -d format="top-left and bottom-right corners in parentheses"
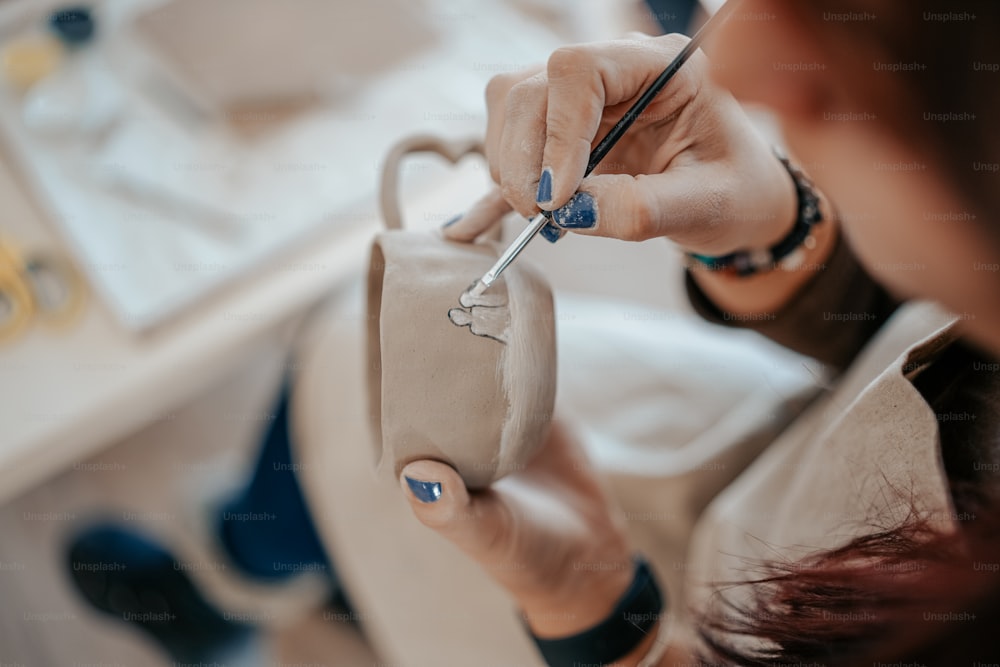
top-left (0, 0), bottom-right (731, 663)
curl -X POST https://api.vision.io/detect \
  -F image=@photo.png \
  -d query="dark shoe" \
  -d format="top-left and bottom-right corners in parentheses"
top-left (67, 523), bottom-right (255, 664)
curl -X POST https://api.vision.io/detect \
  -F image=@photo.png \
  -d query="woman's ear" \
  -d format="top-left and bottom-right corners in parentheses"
top-left (706, 0), bottom-right (837, 119)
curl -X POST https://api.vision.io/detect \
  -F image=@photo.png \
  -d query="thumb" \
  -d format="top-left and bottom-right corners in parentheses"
top-left (550, 168), bottom-right (733, 246)
top-left (536, 35), bottom-right (698, 211)
top-left (399, 460), bottom-right (511, 560)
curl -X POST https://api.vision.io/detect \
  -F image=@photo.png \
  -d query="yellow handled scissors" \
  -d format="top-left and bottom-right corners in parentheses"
top-left (0, 237), bottom-right (86, 343)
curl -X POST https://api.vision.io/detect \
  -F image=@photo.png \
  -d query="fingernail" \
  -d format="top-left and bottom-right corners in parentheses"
top-left (442, 214), bottom-right (462, 228)
top-left (536, 168), bottom-right (553, 207)
top-left (552, 192), bottom-right (597, 229)
top-left (540, 221), bottom-right (565, 243)
top-left (405, 476), bottom-right (442, 503)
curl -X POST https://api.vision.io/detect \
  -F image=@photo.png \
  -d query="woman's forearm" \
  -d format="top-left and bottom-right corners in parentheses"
top-left (686, 199), bottom-right (903, 370)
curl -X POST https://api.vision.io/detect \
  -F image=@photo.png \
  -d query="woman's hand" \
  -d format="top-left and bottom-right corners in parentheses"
top-left (445, 34), bottom-right (798, 257)
top-left (398, 421), bottom-right (635, 638)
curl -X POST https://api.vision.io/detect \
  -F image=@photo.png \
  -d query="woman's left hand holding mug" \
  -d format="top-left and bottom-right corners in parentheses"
top-left (398, 421), bottom-right (637, 639)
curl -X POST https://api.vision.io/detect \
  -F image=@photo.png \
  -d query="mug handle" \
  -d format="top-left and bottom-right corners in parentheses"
top-left (379, 134), bottom-right (497, 235)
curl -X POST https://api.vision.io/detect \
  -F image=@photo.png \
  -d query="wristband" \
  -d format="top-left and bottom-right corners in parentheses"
top-left (529, 557), bottom-right (665, 667)
top-left (686, 149), bottom-right (824, 277)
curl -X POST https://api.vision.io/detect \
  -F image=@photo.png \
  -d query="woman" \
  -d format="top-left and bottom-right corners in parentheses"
top-left (68, 1), bottom-right (998, 665)
top-left (393, 0), bottom-right (1000, 664)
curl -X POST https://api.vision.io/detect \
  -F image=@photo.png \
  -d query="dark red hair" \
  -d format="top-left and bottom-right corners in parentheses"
top-left (696, 511), bottom-right (1000, 665)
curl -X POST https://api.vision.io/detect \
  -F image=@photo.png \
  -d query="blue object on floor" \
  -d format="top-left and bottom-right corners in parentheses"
top-left (67, 524), bottom-right (254, 664)
top-left (49, 6), bottom-right (96, 46)
top-left (217, 385), bottom-right (334, 582)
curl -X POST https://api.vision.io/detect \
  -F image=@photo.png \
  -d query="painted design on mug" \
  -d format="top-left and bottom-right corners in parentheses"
top-left (448, 288), bottom-right (509, 344)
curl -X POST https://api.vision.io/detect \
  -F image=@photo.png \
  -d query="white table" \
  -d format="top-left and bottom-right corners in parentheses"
top-left (0, 150), bottom-right (495, 506)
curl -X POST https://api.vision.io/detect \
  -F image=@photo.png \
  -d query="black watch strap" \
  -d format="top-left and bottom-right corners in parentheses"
top-left (530, 558), bottom-right (665, 667)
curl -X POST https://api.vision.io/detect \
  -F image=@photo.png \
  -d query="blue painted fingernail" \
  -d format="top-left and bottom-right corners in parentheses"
top-left (536, 168), bottom-right (553, 206)
top-left (540, 222), bottom-right (565, 243)
top-left (405, 476), bottom-right (442, 503)
top-left (552, 192), bottom-right (597, 229)
top-left (442, 214), bottom-right (461, 228)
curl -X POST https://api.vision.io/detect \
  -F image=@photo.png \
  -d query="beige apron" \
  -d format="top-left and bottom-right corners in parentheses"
top-left (292, 284), bottom-right (955, 665)
top-left (681, 301), bottom-right (959, 651)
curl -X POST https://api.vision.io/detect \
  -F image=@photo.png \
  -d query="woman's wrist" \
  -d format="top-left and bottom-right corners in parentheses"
top-left (690, 196), bottom-right (838, 316)
top-left (686, 150), bottom-right (839, 316)
top-left (523, 557), bottom-right (667, 667)
top-left (686, 150), bottom-right (823, 275)
top-left (741, 146), bottom-right (801, 252)
top-left (520, 558), bottom-right (635, 637)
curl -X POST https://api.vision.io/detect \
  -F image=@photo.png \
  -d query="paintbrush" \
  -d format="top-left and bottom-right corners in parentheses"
top-left (464, 0), bottom-right (740, 300)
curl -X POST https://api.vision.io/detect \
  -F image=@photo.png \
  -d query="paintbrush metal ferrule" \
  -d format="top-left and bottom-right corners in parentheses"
top-left (470, 211), bottom-right (549, 294)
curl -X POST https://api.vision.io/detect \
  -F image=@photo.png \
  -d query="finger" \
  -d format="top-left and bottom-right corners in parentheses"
top-left (538, 34), bottom-right (701, 211)
top-left (441, 188), bottom-right (512, 242)
top-left (485, 66), bottom-right (544, 185)
top-left (550, 166), bottom-right (737, 250)
top-left (399, 460), bottom-right (511, 561)
top-left (497, 73), bottom-right (549, 219)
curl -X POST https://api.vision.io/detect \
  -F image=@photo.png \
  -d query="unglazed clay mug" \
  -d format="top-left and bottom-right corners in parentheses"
top-left (368, 134), bottom-right (556, 489)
